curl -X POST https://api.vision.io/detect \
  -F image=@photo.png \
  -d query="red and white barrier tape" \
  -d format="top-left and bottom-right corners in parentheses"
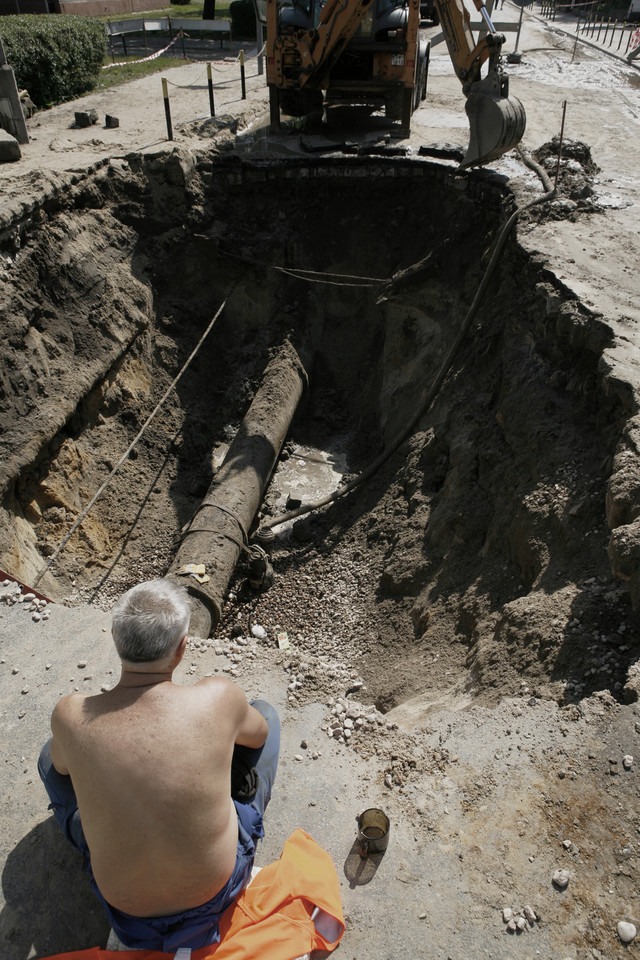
top-left (102, 32), bottom-right (181, 69)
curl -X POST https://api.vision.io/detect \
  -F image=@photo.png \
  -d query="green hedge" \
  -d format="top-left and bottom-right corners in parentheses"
top-left (0, 15), bottom-right (106, 109)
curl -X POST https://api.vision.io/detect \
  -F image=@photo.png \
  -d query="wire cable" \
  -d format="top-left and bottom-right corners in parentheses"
top-left (33, 291), bottom-right (235, 588)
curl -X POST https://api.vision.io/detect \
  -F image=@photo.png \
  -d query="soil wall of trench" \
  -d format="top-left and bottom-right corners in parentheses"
top-left (1, 145), bottom-right (639, 714)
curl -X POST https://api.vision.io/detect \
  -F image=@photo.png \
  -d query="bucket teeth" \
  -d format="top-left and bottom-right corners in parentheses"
top-left (461, 92), bottom-right (526, 169)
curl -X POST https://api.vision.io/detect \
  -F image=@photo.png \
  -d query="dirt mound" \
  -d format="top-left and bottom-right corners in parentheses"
top-left (532, 137), bottom-right (601, 219)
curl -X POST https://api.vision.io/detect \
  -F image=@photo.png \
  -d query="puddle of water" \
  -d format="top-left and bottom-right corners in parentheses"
top-left (268, 441), bottom-right (348, 532)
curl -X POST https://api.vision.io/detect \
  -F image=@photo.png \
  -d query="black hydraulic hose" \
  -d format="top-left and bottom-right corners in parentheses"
top-left (261, 152), bottom-right (556, 533)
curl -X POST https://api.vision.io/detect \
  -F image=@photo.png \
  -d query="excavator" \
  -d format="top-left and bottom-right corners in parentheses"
top-left (263, 0), bottom-right (526, 167)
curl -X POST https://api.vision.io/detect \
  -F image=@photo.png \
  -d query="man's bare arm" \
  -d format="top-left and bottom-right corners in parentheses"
top-left (50, 700), bottom-right (71, 775)
top-left (235, 701), bottom-right (269, 749)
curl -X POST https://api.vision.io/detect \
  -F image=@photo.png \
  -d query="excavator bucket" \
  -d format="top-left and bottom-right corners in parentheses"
top-left (461, 87), bottom-right (526, 169)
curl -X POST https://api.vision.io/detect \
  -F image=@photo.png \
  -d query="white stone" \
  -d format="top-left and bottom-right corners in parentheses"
top-left (617, 921), bottom-right (637, 943)
top-left (502, 908), bottom-right (513, 923)
top-left (523, 905), bottom-right (537, 923)
top-left (506, 919), bottom-right (517, 933)
top-left (294, 754), bottom-right (304, 762)
top-left (516, 917), bottom-right (527, 931)
top-left (23, 593), bottom-right (35, 602)
top-left (32, 613), bottom-right (41, 622)
top-left (251, 625), bottom-right (267, 640)
top-left (622, 754), bottom-right (634, 769)
top-left (552, 869), bottom-right (570, 889)
top-left (343, 718), bottom-right (354, 729)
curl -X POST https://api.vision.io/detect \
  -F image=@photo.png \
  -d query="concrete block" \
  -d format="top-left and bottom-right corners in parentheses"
top-left (0, 127), bottom-right (21, 162)
top-left (74, 109), bottom-right (98, 128)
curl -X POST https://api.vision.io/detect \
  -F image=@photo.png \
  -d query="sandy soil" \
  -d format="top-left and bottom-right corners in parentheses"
top-left (1, 6), bottom-right (640, 960)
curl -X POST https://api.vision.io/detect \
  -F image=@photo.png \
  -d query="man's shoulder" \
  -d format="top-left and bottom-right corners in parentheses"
top-left (51, 692), bottom-right (86, 732)
top-left (193, 675), bottom-right (244, 701)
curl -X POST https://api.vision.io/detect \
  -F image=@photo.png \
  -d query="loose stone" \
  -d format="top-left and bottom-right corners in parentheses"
top-left (502, 908), bottom-right (513, 923)
top-left (21, 687), bottom-right (29, 694)
top-left (552, 869), bottom-right (570, 889)
top-left (506, 919), bottom-right (517, 933)
top-left (251, 625), bottom-right (267, 640)
top-left (294, 754), bottom-right (304, 762)
top-left (516, 917), bottom-right (527, 931)
top-left (523, 905), bottom-right (537, 923)
top-left (32, 613), bottom-right (41, 622)
top-left (617, 921), bottom-right (637, 943)
top-left (78, 661), bottom-right (87, 668)
top-left (622, 754), bottom-right (633, 769)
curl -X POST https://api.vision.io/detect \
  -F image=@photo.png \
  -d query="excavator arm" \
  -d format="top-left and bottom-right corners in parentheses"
top-left (434, 0), bottom-right (526, 166)
top-left (296, 0), bottom-right (376, 86)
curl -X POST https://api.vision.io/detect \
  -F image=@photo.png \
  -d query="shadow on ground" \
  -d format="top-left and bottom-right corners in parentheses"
top-left (0, 818), bottom-right (108, 960)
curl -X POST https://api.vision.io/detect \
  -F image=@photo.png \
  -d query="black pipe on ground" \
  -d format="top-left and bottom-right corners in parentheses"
top-left (168, 337), bottom-right (311, 637)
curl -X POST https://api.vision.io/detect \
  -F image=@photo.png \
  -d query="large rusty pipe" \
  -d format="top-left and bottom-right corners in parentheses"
top-left (169, 338), bottom-right (309, 637)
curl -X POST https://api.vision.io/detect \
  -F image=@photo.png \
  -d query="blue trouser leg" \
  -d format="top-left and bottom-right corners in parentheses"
top-left (37, 739), bottom-right (90, 864)
top-left (236, 699), bottom-right (280, 818)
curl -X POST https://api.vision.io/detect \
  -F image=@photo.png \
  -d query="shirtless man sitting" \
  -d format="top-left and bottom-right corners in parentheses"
top-left (38, 578), bottom-right (280, 953)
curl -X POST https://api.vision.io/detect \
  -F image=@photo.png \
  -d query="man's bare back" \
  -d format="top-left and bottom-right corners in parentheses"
top-left (50, 668), bottom-right (268, 917)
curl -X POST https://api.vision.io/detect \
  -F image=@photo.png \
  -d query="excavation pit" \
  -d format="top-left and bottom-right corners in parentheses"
top-left (1, 148), bottom-right (639, 718)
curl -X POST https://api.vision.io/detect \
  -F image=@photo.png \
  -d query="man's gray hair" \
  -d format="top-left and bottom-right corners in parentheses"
top-left (111, 579), bottom-right (191, 664)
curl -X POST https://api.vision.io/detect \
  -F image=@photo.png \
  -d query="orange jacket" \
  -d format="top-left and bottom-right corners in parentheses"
top-left (42, 829), bottom-right (345, 960)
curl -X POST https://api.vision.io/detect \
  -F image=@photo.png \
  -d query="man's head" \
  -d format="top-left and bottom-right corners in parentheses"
top-left (111, 578), bottom-right (191, 666)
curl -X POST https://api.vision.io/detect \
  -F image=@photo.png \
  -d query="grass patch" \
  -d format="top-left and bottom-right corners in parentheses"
top-left (97, 54), bottom-right (190, 89)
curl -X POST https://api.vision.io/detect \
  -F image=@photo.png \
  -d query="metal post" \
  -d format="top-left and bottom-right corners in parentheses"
top-left (257, 21), bottom-right (264, 75)
top-left (609, 19), bottom-right (617, 45)
top-left (554, 100), bottom-right (567, 191)
top-left (162, 77), bottom-right (173, 140)
top-left (207, 61), bottom-right (215, 116)
top-left (572, 15), bottom-right (580, 60)
top-left (596, 17), bottom-right (603, 40)
top-left (603, 17), bottom-right (611, 44)
top-left (617, 21), bottom-right (625, 50)
top-left (143, 20), bottom-right (148, 54)
top-left (514, 0), bottom-right (524, 51)
top-left (180, 30), bottom-right (186, 58)
top-left (240, 48), bottom-right (246, 99)
top-left (122, 33), bottom-right (127, 56)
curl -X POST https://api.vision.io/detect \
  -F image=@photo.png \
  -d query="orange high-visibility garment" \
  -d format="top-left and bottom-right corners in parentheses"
top-left (41, 829), bottom-right (345, 960)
